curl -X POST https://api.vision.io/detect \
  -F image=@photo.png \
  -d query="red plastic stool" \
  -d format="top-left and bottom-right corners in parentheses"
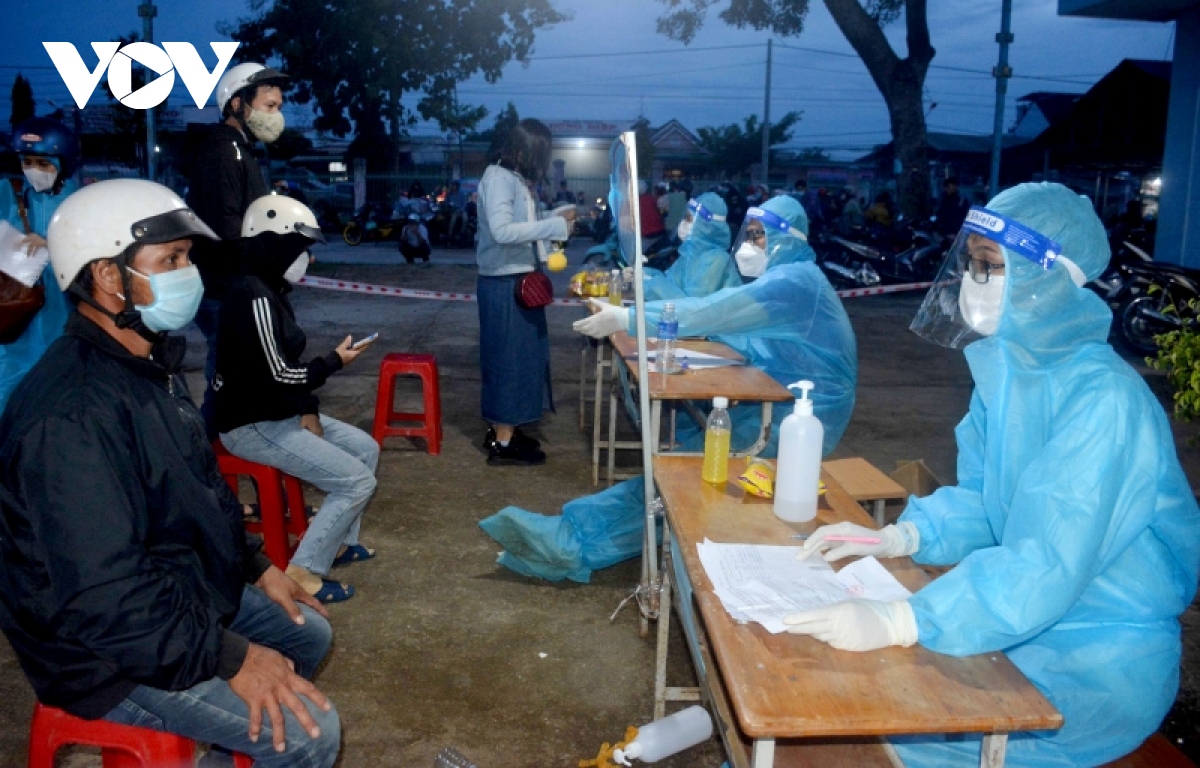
top-left (373, 353), bottom-right (441, 455)
top-left (213, 440), bottom-right (308, 570)
top-left (28, 702), bottom-right (254, 767)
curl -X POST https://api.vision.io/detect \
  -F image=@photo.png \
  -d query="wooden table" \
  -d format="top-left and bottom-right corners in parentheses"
top-left (594, 331), bottom-right (792, 485)
top-left (652, 455), bottom-right (1062, 768)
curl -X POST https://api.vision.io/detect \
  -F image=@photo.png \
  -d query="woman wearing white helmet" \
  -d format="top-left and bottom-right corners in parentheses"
top-left (215, 194), bottom-right (379, 604)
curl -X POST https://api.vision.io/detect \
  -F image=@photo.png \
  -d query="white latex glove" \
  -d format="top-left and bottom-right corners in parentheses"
top-left (572, 298), bottom-right (629, 339)
top-left (784, 599), bottom-right (917, 652)
top-left (797, 521), bottom-right (919, 562)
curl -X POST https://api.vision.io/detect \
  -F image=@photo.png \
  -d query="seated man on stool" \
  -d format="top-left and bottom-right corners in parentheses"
top-left (0, 179), bottom-right (339, 767)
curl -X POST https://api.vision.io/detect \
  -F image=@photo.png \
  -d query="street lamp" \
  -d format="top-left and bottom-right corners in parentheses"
top-left (139, 0), bottom-right (158, 181)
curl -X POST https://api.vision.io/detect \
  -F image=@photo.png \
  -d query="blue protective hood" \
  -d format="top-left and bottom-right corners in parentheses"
top-left (760, 195), bottom-right (817, 269)
top-left (652, 192), bottom-right (738, 298)
top-left (974, 183), bottom-right (1113, 369)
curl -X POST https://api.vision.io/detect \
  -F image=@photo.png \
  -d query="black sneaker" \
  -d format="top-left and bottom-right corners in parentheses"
top-left (486, 437), bottom-right (547, 466)
top-left (483, 427), bottom-right (541, 451)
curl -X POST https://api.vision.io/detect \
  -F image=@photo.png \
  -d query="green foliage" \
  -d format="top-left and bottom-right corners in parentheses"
top-left (224, 0), bottom-right (566, 163)
top-left (696, 111), bottom-right (800, 178)
top-left (1145, 292), bottom-right (1200, 431)
top-left (469, 102), bottom-right (520, 144)
top-left (9, 74), bottom-right (34, 131)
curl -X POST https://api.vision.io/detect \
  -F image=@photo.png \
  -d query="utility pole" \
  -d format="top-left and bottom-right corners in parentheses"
top-left (989, 0), bottom-right (1013, 200)
top-left (139, 0), bottom-right (158, 181)
top-left (761, 38), bottom-right (773, 188)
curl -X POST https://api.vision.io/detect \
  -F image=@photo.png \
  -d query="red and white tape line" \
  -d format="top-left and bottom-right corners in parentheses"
top-left (296, 275), bottom-right (931, 304)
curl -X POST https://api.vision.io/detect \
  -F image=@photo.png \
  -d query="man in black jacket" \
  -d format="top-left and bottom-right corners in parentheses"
top-left (0, 179), bottom-right (339, 766)
top-left (186, 62), bottom-right (288, 434)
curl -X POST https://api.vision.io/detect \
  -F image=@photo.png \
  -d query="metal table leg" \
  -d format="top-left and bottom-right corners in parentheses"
top-left (873, 498), bottom-right (887, 526)
top-left (981, 734), bottom-right (1008, 768)
top-left (591, 342), bottom-right (609, 486)
top-left (750, 738), bottom-right (776, 768)
top-left (579, 336), bottom-right (591, 431)
top-left (654, 521), bottom-right (673, 722)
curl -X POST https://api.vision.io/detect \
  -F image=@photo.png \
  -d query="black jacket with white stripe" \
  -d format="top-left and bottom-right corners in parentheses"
top-left (212, 232), bottom-right (342, 434)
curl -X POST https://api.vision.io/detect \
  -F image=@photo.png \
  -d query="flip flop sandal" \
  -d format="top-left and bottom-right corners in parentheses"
top-left (313, 580), bottom-right (355, 604)
top-left (332, 544), bottom-right (377, 568)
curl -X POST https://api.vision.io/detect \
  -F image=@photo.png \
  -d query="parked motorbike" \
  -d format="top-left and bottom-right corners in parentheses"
top-left (343, 203), bottom-right (400, 246)
top-left (428, 200), bottom-right (477, 248)
top-left (1108, 251), bottom-right (1200, 356)
top-left (817, 217), bottom-right (947, 289)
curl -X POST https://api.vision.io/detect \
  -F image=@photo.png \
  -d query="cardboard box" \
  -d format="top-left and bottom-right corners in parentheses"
top-left (890, 460), bottom-right (944, 498)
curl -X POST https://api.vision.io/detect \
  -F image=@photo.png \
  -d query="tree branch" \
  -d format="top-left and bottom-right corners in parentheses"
top-left (905, 0), bottom-right (934, 73)
top-left (822, 0), bottom-right (898, 96)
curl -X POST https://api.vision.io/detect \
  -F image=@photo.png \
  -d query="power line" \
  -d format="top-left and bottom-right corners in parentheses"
top-left (525, 43), bottom-right (762, 61)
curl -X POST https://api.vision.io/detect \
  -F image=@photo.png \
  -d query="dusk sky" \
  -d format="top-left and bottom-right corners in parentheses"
top-left (2, 1), bottom-right (1176, 159)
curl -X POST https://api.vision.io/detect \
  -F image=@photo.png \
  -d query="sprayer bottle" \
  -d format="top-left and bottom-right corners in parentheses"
top-left (774, 380), bottom-right (823, 523)
top-left (701, 397), bottom-right (732, 485)
top-left (612, 705), bottom-right (713, 765)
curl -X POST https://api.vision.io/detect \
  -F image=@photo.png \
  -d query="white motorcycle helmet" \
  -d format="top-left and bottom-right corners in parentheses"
top-left (215, 62), bottom-right (289, 115)
top-left (242, 194), bottom-right (325, 243)
top-left (47, 179), bottom-right (218, 291)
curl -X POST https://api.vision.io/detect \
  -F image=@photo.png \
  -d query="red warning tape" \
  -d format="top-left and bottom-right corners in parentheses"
top-left (296, 275), bottom-right (932, 303)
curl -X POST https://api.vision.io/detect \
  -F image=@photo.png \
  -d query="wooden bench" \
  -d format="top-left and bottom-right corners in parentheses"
top-left (822, 457), bottom-right (909, 525)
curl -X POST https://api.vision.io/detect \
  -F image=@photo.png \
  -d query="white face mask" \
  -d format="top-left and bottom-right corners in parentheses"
top-left (246, 109), bottom-right (285, 143)
top-left (283, 252), bottom-right (309, 284)
top-left (958, 274), bottom-right (1005, 336)
top-left (23, 167), bottom-right (56, 193)
top-left (735, 242), bottom-right (767, 278)
top-left (677, 217), bottom-right (693, 241)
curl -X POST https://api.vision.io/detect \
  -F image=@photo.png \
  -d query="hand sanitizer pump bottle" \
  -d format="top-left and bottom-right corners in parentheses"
top-left (773, 380), bottom-right (823, 523)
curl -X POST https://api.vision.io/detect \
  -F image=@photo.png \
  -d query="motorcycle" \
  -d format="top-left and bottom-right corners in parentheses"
top-left (428, 201), bottom-right (477, 248)
top-left (342, 203), bottom-right (400, 246)
top-left (817, 217), bottom-right (948, 289)
top-left (1109, 254), bottom-right (1200, 356)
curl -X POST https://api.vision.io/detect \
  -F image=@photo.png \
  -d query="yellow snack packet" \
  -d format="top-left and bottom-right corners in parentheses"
top-left (737, 459), bottom-right (776, 498)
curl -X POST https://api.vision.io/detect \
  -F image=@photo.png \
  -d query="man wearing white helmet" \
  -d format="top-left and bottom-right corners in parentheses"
top-left (185, 61), bottom-right (289, 435)
top-left (0, 179), bottom-right (341, 767)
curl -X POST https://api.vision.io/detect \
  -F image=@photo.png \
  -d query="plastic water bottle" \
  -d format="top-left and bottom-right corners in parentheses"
top-left (656, 302), bottom-right (678, 374)
top-left (701, 397), bottom-right (732, 486)
top-left (774, 380), bottom-right (823, 523)
top-left (613, 706), bottom-right (713, 765)
top-left (609, 269), bottom-right (624, 306)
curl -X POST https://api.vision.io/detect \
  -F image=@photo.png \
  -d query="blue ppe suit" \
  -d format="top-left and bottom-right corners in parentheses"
top-left (480, 196), bottom-right (858, 582)
top-left (893, 183), bottom-right (1200, 767)
top-left (642, 192), bottom-right (738, 300)
top-left (0, 176), bottom-right (76, 413)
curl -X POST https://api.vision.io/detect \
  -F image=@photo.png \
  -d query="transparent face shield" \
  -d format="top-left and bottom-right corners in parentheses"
top-left (730, 206), bottom-right (807, 278)
top-left (678, 197), bottom-right (724, 241)
top-left (910, 206), bottom-right (1066, 349)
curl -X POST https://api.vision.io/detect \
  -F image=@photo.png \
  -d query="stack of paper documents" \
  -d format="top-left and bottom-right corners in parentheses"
top-left (697, 540), bottom-right (912, 634)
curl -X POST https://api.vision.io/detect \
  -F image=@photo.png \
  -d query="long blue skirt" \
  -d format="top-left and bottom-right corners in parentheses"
top-left (477, 273), bottom-right (553, 426)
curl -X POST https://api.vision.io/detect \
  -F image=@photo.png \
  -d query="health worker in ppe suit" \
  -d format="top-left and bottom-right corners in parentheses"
top-left (478, 195), bottom-right (857, 583)
top-left (641, 193), bottom-right (739, 300)
top-left (785, 183), bottom-right (1200, 768)
top-left (0, 117), bottom-right (80, 413)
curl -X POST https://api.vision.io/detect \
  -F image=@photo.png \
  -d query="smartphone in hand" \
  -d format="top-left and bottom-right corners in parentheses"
top-left (350, 333), bottom-right (379, 350)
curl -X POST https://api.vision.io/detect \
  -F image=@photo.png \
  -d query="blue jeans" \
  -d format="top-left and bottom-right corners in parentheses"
top-left (194, 297), bottom-right (222, 437)
top-left (221, 415), bottom-right (379, 575)
top-left (104, 585), bottom-right (340, 768)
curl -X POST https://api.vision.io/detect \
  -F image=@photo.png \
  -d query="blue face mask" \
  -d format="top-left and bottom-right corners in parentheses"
top-left (127, 265), bottom-right (204, 332)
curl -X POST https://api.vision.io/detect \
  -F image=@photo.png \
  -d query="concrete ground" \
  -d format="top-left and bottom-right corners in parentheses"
top-left (0, 237), bottom-right (1197, 766)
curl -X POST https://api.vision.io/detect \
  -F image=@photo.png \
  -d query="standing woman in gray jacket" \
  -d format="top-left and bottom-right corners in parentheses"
top-left (476, 119), bottom-right (575, 465)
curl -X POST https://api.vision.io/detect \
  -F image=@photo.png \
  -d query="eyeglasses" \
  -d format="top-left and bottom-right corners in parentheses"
top-left (746, 229), bottom-right (766, 242)
top-left (967, 258), bottom-right (1005, 284)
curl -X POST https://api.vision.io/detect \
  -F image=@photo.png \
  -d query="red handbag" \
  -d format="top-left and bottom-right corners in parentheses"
top-left (514, 269), bottom-right (554, 309)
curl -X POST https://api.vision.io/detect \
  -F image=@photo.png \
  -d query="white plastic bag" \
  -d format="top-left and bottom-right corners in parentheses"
top-left (0, 221), bottom-right (48, 287)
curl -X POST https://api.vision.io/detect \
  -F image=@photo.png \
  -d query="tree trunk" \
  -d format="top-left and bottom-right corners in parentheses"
top-left (823, 0), bottom-right (934, 218)
top-left (388, 94), bottom-right (402, 176)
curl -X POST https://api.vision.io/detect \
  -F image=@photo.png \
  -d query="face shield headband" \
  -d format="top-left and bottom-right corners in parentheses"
top-left (686, 198), bottom-right (725, 223)
top-left (730, 206), bottom-right (808, 278)
top-left (909, 206), bottom-right (1082, 349)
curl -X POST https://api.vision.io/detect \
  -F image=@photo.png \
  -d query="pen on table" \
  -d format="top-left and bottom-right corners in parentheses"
top-left (791, 534), bottom-right (882, 544)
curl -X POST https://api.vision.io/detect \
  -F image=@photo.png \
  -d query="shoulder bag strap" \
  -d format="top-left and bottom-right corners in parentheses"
top-left (10, 179), bottom-right (31, 235)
